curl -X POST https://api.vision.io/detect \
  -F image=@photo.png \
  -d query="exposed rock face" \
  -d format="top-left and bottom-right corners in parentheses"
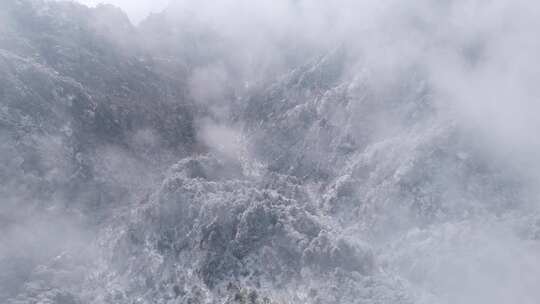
top-left (2, 1), bottom-right (540, 304)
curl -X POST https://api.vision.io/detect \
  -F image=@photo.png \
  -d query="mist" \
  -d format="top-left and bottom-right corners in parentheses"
top-left (73, 0), bottom-right (170, 23)
top-left (2, 0), bottom-right (540, 303)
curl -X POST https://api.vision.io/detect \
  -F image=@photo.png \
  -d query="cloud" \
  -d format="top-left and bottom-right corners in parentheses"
top-left (7, 0), bottom-right (540, 302)
top-left (198, 120), bottom-right (243, 160)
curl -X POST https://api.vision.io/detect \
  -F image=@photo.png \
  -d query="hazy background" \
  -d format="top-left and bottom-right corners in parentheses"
top-left (73, 0), bottom-right (169, 23)
top-left (3, 0), bottom-right (540, 303)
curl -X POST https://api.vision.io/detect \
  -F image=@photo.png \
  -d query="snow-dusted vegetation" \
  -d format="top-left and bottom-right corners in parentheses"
top-left (1, 1), bottom-right (540, 303)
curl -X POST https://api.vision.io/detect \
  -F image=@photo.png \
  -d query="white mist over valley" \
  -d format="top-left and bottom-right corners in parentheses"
top-left (1, 1), bottom-right (540, 303)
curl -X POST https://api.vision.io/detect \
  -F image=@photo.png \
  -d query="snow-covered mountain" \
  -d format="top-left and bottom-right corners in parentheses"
top-left (2, 1), bottom-right (540, 303)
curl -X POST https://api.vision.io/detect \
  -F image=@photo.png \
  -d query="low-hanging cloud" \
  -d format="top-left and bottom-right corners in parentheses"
top-left (6, 0), bottom-right (540, 303)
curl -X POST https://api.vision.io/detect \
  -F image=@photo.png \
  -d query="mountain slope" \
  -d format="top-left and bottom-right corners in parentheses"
top-left (2, 1), bottom-right (540, 304)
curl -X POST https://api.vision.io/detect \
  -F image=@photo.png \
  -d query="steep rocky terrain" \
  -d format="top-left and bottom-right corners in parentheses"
top-left (2, 1), bottom-right (540, 304)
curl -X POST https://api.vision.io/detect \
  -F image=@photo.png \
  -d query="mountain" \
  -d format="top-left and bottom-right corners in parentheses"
top-left (1, 1), bottom-right (540, 304)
